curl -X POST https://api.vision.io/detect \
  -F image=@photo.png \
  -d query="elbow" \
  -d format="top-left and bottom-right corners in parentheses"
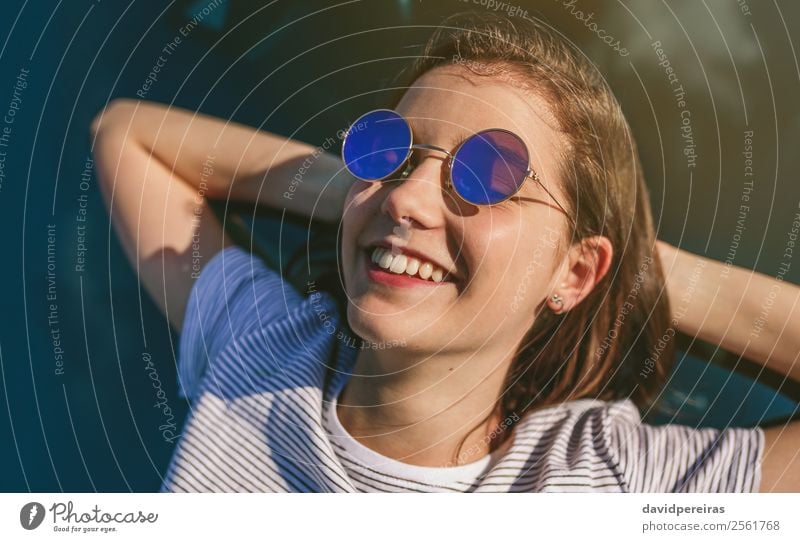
top-left (90, 97), bottom-right (140, 138)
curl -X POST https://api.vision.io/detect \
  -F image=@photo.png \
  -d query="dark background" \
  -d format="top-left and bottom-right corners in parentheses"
top-left (0, 0), bottom-right (798, 491)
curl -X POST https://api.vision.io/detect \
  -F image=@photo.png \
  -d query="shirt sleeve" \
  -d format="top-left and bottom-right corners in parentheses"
top-left (176, 244), bottom-right (305, 402)
top-left (606, 400), bottom-right (765, 492)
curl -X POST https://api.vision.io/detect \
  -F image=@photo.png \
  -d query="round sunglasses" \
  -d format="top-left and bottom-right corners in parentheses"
top-left (341, 109), bottom-right (575, 225)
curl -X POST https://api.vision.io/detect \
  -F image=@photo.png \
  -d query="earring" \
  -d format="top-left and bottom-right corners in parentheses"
top-left (551, 293), bottom-right (564, 313)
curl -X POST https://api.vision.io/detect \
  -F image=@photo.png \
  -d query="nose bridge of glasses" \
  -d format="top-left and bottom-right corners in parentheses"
top-left (403, 144), bottom-right (453, 188)
top-left (409, 143), bottom-right (453, 159)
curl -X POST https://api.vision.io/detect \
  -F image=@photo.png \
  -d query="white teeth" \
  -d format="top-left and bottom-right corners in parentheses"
top-left (378, 250), bottom-right (393, 269)
top-left (404, 258), bottom-right (420, 276)
top-left (418, 262), bottom-right (433, 280)
top-left (389, 254), bottom-right (408, 273)
top-left (369, 247), bottom-right (450, 283)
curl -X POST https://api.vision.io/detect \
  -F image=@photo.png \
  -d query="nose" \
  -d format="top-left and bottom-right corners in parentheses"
top-left (379, 150), bottom-right (450, 228)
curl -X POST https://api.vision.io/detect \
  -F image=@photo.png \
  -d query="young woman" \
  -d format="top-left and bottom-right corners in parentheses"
top-left (91, 12), bottom-right (799, 492)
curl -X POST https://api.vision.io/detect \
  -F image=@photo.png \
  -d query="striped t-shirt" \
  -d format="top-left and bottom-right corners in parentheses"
top-left (160, 245), bottom-right (765, 492)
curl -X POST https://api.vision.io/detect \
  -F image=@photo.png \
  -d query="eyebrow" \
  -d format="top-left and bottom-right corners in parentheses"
top-left (404, 118), bottom-right (470, 149)
top-left (448, 131), bottom-right (471, 149)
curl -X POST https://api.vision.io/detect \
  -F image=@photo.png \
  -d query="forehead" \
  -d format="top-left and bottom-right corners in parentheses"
top-left (395, 65), bottom-right (562, 145)
top-left (394, 65), bottom-right (566, 183)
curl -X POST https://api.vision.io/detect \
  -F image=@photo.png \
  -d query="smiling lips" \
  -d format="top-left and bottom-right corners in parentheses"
top-left (368, 246), bottom-right (454, 283)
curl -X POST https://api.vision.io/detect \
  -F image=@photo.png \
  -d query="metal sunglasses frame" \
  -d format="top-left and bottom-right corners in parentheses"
top-left (341, 108), bottom-right (576, 229)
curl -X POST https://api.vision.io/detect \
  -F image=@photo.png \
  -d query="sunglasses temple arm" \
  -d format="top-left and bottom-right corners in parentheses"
top-left (531, 173), bottom-right (578, 231)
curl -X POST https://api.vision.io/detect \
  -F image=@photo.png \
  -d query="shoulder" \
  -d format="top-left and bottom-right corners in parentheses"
top-left (178, 244), bottom-right (348, 401)
top-left (188, 243), bottom-right (343, 334)
top-left (511, 398), bottom-right (762, 492)
top-left (500, 398), bottom-right (634, 491)
top-left (599, 399), bottom-right (764, 492)
top-left (517, 397), bottom-right (639, 429)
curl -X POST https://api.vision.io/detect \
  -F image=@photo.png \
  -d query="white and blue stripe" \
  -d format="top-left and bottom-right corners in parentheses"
top-left (160, 246), bottom-right (765, 493)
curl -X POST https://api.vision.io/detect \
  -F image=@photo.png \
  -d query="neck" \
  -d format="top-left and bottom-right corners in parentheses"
top-left (336, 344), bottom-right (517, 467)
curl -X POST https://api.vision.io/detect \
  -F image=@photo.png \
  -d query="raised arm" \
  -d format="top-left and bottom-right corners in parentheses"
top-left (656, 239), bottom-right (800, 491)
top-left (656, 240), bottom-right (800, 381)
top-left (90, 98), bottom-right (349, 331)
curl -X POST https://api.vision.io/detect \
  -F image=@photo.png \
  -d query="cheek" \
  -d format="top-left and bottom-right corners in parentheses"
top-left (463, 213), bottom-right (527, 279)
top-left (341, 183), bottom-right (379, 284)
top-left (464, 219), bottom-right (560, 308)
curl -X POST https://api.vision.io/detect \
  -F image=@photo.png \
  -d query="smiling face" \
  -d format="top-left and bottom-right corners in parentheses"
top-left (340, 64), bottom-right (574, 356)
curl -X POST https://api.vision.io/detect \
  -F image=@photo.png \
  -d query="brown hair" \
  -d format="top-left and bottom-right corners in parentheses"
top-left (382, 11), bottom-right (675, 456)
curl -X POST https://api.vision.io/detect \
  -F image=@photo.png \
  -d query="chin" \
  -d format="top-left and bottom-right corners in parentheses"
top-left (345, 303), bottom-right (415, 347)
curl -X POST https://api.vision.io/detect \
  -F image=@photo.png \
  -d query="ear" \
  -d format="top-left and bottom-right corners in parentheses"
top-left (548, 236), bottom-right (614, 313)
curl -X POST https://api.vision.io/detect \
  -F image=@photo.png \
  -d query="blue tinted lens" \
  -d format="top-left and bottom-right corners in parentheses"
top-left (342, 110), bottom-right (411, 181)
top-left (450, 131), bottom-right (529, 205)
